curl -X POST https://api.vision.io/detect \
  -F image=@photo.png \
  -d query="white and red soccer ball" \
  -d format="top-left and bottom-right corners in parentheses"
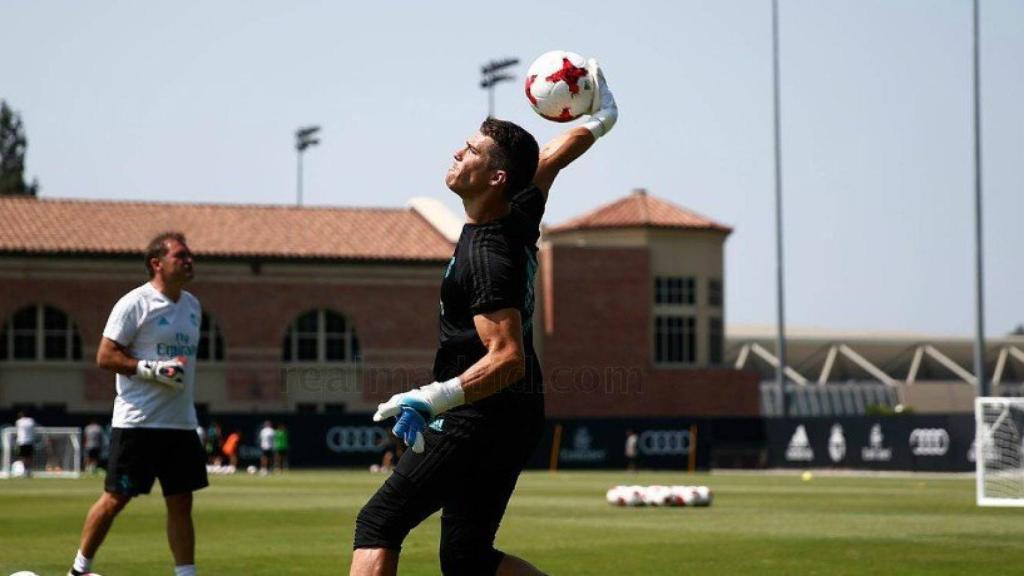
top-left (524, 50), bottom-right (596, 122)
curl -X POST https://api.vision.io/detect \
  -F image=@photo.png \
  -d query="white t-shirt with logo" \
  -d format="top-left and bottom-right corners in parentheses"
top-left (260, 426), bottom-right (276, 451)
top-left (15, 416), bottom-right (36, 446)
top-left (103, 282), bottom-right (201, 430)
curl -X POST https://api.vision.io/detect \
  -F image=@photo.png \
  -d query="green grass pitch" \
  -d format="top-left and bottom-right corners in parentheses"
top-left (2, 470), bottom-right (1022, 574)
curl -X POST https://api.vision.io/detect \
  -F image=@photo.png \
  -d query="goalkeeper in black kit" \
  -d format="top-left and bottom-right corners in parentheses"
top-left (350, 59), bottom-right (618, 576)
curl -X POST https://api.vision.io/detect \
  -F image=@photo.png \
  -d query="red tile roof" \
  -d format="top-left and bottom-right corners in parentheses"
top-left (546, 189), bottom-right (732, 234)
top-left (0, 196), bottom-right (455, 261)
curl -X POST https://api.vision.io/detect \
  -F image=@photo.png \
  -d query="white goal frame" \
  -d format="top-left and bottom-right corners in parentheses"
top-left (975, 397), bottom-right (1024, 507)
top-left (1, 426), bottom-right (82, 479)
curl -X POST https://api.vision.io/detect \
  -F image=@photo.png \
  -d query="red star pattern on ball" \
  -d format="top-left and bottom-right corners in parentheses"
top-left (545, 58), bottom-right (589, 96)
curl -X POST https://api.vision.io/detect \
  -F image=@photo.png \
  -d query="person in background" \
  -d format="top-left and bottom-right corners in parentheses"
top-left (258, 421), bottom-right (275, 475)
top-left (205, 422), bottom-right (222, 466)
top-left (83, 420), bottom-right (104, 475)
top-left (273, 424), bottom-right (289, 473)
top-left (15, 410), bottom-right (37, 477)
top-left (378, 430), bottom-right (401, 473)
top-left (221, 430), bottom-right (240, 470)
top-left (625, 429), bottom-right (639, 472)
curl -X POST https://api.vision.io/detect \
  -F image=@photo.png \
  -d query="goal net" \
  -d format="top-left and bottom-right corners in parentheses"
top-left (1, 426), bottom-right (82, 479)
top-left (976, 398), bottom-right (1024, 507)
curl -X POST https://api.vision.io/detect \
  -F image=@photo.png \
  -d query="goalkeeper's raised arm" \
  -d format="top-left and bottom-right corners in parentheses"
top-left (533, 59), bottom-right (618, 199)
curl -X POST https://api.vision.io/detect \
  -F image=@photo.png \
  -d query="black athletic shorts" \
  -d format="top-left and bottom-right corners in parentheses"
top-left (105, 428), bottom-right (208, 497)
top-left (86, 447), bottom-right (101, 460)
top-left (354, 409), bottom-right (544, 574)
top-left (17, 443), bottom-right (34, 459)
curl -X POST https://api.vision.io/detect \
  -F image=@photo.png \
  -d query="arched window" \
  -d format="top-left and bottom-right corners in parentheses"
top-left (282, 309), bottom-right (360, 363)
top-left (197, 312), bottom-right (225, 361)
top-left (0, 305), bottom-right (83, 361)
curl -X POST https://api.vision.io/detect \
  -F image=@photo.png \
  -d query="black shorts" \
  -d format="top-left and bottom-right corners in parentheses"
top-left (262, 448), bottom-right (273, 460)
top-left (105, 428), bottom-right (208, 497)
top-left (18, 444), bottom-right (34, 459)
top-left (354, 410), bottom-right (544, 574)
top-left (86, 447), bottom-right (101, 460)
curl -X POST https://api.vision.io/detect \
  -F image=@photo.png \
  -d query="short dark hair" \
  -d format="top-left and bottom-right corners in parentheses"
top-left (479, 118), bottom-right (539, 198)
top-left (145, 231), bottom-right (187, 278)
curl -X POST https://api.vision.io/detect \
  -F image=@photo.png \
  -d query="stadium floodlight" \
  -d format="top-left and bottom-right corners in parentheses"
top-left (770, 0), bottom-right (789, 419)
top-left (480, 57), bottom-right (519, 117)
top-left (971, 0), bottom-right (987, 397)
top-left (295, 125), bottom-right (322, 206)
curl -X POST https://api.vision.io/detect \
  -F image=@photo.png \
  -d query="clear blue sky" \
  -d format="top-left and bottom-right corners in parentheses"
top-left (3, 0), bottom-right (1021, 337)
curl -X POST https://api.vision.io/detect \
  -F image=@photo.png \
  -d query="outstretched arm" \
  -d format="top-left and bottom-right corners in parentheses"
top-left (533, 59), bottom-right (618, 199)
top-left (533, 127), bottom-right (596, 200)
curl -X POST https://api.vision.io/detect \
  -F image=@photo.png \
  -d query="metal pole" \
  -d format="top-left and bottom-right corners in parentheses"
top-left (972, 0), bottom-right (987, 397)
top-left (297, 149), bottom-right (303, 207)
top-left (771, 0), bottom-right (789, 418)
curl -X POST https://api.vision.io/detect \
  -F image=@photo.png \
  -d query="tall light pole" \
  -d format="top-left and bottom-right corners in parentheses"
top-left (972, 0), bottom-right (987, 397)
top-left (295, 126), bottom-right (321, 207)
top-left (771, 0), bottom-right (789, 418)
top-left (480, 58), bottom-right (519, 117)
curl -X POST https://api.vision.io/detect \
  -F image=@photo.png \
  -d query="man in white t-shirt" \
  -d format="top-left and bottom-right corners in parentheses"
top-left (15, 411), bottom-right (36, 476)
top-left (259, 420), bottom-right (275, 475)
top-left (67, 232), bottom-right (207, 576)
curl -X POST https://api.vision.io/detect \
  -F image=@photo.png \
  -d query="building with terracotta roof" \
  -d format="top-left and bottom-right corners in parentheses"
top-left (0, 190), bottom-right (758, 418)
top-left (538, 189), bottom-right (757, 418)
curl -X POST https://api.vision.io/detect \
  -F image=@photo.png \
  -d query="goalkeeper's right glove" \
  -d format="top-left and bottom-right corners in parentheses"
top-left (373, 378), bottom-right (464, 453)
top-left (583, 58), bottom-right (618, 139)
top-left (136, 356), bottom-right (186, 391)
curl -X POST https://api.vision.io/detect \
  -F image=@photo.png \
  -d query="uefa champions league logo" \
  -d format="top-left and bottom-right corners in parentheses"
top-left (559, 427), bottom-right (606, 463)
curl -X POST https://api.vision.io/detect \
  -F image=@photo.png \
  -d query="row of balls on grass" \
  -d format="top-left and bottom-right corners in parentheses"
top-left (606, 485), bottom-right (713, 507)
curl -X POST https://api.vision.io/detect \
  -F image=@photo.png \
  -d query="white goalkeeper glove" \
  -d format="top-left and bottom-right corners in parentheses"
top-left (583, 58), bottom-right (618, 139)
top-left (372, 378), bottom-right (464, 453)
top-left (136, 356), bottom-right (187, 391)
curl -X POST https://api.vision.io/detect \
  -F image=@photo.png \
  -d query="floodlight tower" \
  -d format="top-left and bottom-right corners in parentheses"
top-left (480, 58), bottom-right (519, 117)
top-left (771, 0), bottom-right (789, 418)
top-left (972, 0), bottom-right (987, 396)
top-left (295, 125), bottom-right (321, 206)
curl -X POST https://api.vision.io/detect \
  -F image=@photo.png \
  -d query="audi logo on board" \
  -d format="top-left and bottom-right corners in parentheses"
top-left (326, 426), bottom-right (387, 453)
top-left (909, 428), bottom-right (950, 456)
top-left (639, 430), bottom-right (691, 456)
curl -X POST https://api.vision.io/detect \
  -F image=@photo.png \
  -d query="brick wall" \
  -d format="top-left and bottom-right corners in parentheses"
top-left (0, 259), bottom-right (442, 412)
top-left (540, 245), bottom-right (759, 417)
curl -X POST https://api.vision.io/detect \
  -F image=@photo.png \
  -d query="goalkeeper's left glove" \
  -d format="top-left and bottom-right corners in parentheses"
top-left (372, 378), bottom-right (464, 453)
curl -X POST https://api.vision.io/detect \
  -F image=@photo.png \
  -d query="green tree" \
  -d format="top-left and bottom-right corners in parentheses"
top-left (0, 100), bottom-right (39, 197)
